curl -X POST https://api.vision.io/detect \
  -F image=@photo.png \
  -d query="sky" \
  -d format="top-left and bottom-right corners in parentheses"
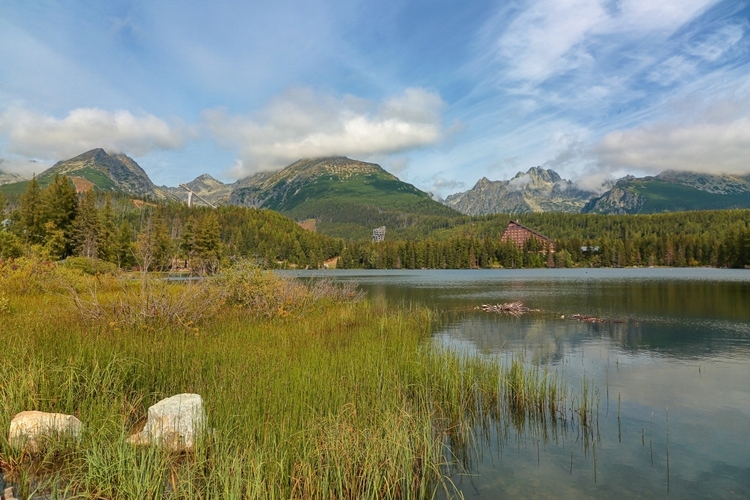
top-left (0, 0), bottom-right (749, 196)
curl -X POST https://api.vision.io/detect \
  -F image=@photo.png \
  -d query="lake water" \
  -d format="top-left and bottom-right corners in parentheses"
top-left (289, 268), bottom-right (750, 499)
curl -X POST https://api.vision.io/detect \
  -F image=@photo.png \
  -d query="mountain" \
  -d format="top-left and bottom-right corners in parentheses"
top-left (225, 157), bottom-right (460, 238)
top-left (444, 167), bottom-right (596, 215)
top-left (164, 173), bottom-right (234, 206)
top-left (583, 171), bottom-right (750, 214)
top-left (0, 168), bottom-right (25, 186)
top-left (0, 149), bottom-right (174, 199)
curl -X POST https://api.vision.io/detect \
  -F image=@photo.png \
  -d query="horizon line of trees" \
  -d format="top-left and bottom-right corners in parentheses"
top-left (2, 177), bottom-right (748, 270)
top-left (0, 175), bottom-right (343, 272)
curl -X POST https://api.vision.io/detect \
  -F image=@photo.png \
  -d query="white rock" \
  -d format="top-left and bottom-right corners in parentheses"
top-left (9, 411), bottom-right (82, 450)
top-left (127, 393), bottom-right (206, 451)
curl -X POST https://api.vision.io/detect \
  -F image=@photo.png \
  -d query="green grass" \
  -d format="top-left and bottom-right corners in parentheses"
top-left (0, 265), bottom-right (589, 498)
top-left (38, 167), bottom-right (119, 192)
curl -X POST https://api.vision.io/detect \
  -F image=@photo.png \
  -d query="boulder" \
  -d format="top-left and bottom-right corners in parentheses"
top-left (8, 411), bottom-right (82, 451)
top-left (127, 393), bottom-right (206, 451)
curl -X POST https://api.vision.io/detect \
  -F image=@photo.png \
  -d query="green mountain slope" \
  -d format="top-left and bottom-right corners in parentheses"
top-left (0, 149), bottom-right (173, 199)
top-left (583, 173), bottom-right (750, 214)
top-left (228, 157), bottom-right (461, 239)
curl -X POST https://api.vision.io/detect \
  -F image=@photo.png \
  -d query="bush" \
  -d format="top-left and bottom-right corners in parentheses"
top-left (61, 257), bottom-right (119, 276)
top-left (0, 231), bottom-right (23, 259)
top-left (218, 260), bottom-right (308, 318)
top-left (0, 257), bottom-right (56, 295)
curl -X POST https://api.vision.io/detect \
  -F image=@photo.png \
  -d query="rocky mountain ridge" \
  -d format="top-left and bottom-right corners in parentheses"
top-left (3, 148), bottom-right (750, 218)
top-left (444, 167), bottom-right (597, 215)
top-left (582, 171), bottom-right (750, 214)
top-left (42, 148), bottom-right (173, 199)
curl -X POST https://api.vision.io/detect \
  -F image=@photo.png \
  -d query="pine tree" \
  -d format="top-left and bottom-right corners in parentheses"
top-left (20, 175), bottom-right (45, 245)
top-left (116, 221), bottom-right (136, 269)
top-left (194, 211), bottom-right (221, 274)
top-left (42, 174), bottom-right (78, 257)
top-left (73, 190), bottom-right (101, 258)
top-left (98, 196), bottom-right (117, 263)
top-left (136, 209), bottom-right (173, 271)
top-left (43, 221), bottom-right (67, 260)
top-left (179, 215), bottom-right (197, 269)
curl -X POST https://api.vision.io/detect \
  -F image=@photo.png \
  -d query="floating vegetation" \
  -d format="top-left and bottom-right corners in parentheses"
top-left (478, 301), bottom-right (537, 316)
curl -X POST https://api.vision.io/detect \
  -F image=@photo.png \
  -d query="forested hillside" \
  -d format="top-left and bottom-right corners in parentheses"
top-left (0, 175), bottom-right (342, 271)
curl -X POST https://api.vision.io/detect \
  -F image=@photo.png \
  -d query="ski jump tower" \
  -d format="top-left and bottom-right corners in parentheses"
top-left (179, 184), bottom-right (217, 209)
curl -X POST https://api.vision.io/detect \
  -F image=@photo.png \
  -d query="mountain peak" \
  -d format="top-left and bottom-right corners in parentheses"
top-left (194, 173), bottom-right (222, 183)
top-left (42, 148), bottom-right (167, 199)
top-left (444, 167), bottom-right (594, 215)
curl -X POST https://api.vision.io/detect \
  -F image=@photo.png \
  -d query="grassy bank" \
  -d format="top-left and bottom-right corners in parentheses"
top-left (0, 260), bottom-right (583, 498)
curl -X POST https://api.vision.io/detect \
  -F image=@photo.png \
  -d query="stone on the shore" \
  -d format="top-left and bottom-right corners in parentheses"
top-left (127, 393), bottom-right (206, 451)
top-left (8, 411), bottom-right (82, 450)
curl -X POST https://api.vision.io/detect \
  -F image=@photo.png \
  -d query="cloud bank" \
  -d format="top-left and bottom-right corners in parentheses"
top-left (204, 87), bottom-right (445, 178)
top-left (595, 117), bottom-right (750, 175)
top-left (0, 107), bottom-right (189, 170)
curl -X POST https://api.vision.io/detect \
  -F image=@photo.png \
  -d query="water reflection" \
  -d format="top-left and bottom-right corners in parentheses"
top-left (290, 269), bottom-right (750, 498)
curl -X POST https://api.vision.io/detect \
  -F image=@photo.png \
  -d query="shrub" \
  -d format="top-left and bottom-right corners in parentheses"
top-left (0, 257), bottom-right (56, 295)
top-left (61, 256), bottom-right (119, 276)
top-left (218, 260), bottom-right (307, 318)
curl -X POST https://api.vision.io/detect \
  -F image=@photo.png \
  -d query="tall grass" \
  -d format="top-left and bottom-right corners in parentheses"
top-left (0, 259), bottom-right (595, 498)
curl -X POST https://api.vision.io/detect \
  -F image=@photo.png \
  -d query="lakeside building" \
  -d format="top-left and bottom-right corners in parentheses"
top-left (500, 220), bottom-right (555, 252)
top-left (372, 226), bottom-right (386, 243)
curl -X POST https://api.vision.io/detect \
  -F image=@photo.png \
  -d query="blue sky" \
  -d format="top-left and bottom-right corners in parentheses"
top-left (1, 0), bottom-right (748, 195)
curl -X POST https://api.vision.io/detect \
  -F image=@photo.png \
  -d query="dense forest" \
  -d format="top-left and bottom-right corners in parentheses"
top-left (339, 211), bottom-right (750, 269)
top-left (0, 175), bottom-right (342, 271)
top-left (1, 176), bottom-right (749, 270)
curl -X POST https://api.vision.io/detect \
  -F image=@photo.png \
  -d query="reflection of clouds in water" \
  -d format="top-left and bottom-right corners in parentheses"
top-left (438, 316), bottom-right (750, 498)
top-left (293, 269), bottom-right (750, 497)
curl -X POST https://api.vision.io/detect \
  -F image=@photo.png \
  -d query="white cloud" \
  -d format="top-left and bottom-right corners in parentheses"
top-left (495, 0), bottom-right (606, 82)
top-left (687, 23), bottom-right (745, 61)
top-left (0, 107), bottom-right (189, 165)
top-left (489, 0), bottom-right (718, 84)
top-left (205, 87), bottom-right (445, 178)
top-left (647, 56), bottom-right (697, 86)
top-left (0, 158), bottom-right (46, 178)
top-left (595, 117), bottom-right (750, 175)
top-left (427, 176), bottom-right (465, 196)
top-left (508, 173), bottom-right (532, 190)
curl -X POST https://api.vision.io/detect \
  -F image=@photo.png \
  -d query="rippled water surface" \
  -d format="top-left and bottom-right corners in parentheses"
top-left (289, 268), bottom-right (750, 499)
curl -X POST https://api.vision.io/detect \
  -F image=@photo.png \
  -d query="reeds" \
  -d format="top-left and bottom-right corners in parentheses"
top-left (0, 263), bottom-right (595, 498)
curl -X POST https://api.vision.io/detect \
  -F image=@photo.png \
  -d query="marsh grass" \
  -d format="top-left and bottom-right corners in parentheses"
top-left (0, 260), bottom-right (596, 498)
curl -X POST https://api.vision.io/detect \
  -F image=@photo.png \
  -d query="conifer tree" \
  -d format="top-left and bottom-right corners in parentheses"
top-left (98, 196), bottom-right (117, 263)
top-left (73, 190), bottom-right (101, 258)
top-left (43, 221), bottom-right (67, 260)
top-left (194, 211), bottom-right (221, 273)
top-left (179, 215), bottom-right (197, 268)
top-left (136, 209), bottom-right (173, 271)
top-left (20, 175), bottom-right (45, 244)
top-left (116, 221), bottom-right (136, 269)
top-left (42, 174), bottom-right (78, 257)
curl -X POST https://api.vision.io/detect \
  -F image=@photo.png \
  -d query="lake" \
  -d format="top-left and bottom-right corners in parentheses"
top-left (288, 268), bottom-right (750, 499)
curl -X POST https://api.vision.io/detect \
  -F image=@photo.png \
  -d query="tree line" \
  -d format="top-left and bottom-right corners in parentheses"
top-left (338, 211), bottom-right (750, 269)
top-left (2, 176), bottom-right (748, 270)
top-left (0, 175), bottom-right (343, 272)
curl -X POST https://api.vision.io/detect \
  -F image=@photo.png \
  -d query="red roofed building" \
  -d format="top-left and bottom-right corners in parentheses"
top-left (500, 220), bottom-right (555, 252)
